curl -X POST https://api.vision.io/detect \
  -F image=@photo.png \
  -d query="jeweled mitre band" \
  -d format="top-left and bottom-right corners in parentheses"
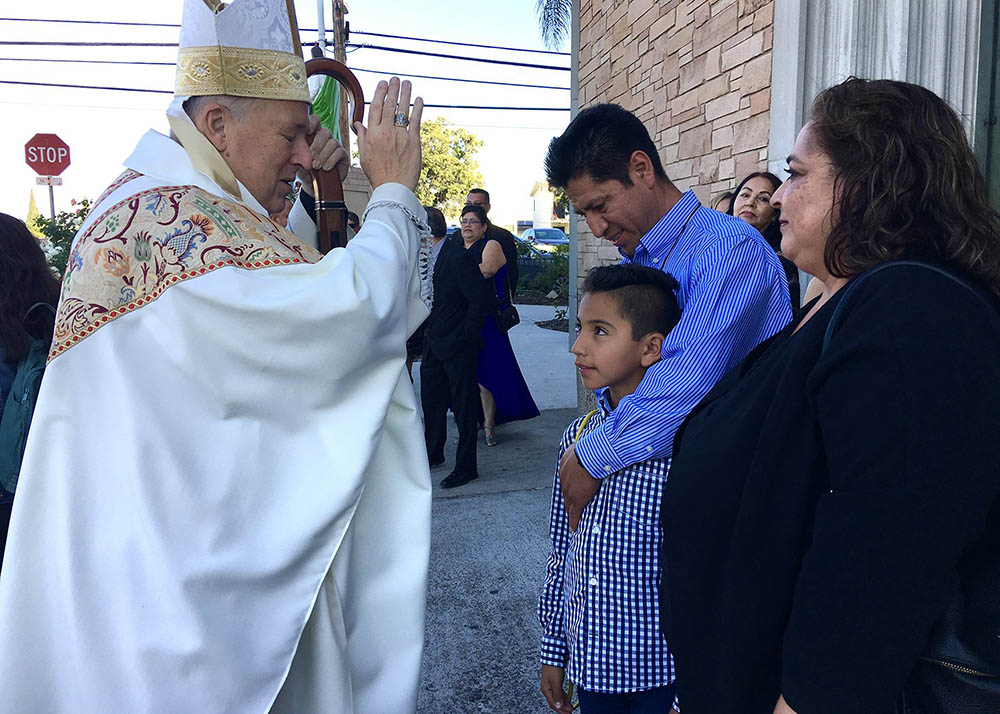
top-left (175, 45), bottom-right (309, 102)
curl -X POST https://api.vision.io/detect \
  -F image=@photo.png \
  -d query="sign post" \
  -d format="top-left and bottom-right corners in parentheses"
top-left (24, 133), bottom-right (71, 221)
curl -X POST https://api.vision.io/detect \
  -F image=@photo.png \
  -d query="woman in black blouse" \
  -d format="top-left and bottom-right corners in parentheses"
top-left (661, 78), bottom-right (1000, 714)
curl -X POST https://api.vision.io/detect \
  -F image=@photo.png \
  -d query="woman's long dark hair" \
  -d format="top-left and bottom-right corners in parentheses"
top-left (809, 77), bottom-right (1000, 295)
top-left (0, 213), bottom-right (61, 362)
top-left (727, 171), bottom-right (783, 251)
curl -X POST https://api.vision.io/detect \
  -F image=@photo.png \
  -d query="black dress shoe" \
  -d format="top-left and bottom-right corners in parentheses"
top-left (429, 455), bottom-right (445, 468)
top-left (440, 471), bottom-right (478, 488)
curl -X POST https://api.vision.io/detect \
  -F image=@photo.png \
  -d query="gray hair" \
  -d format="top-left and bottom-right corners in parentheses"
top-left (182, 94), bottom-right (262, 122)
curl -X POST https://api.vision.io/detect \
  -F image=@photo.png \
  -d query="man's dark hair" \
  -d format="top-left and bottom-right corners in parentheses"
top-left (346, 211), bottom-right (360, 229)
top-left (582, 264), bottom-right (680, 340)
top-left (460, 204), bottom-right (488, 224)
top-left (545, 104), bottom-right (668, 189)
top-left (423, 206), bottom-right (447, 238)
top-left (467, 188), bottom-right (489, 203)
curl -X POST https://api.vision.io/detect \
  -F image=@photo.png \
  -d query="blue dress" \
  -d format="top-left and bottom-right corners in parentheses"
top-left (477, 263), bottom-right (540, 425)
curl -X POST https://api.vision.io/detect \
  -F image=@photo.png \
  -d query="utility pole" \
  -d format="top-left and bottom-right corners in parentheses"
top-left (315, 0), bottom-right (327, 53)
top-left (332, 0), bottom-right (350, 144)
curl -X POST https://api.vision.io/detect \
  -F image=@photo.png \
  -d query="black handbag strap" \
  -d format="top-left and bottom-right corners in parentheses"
top-left (822, 260), bottom-right (997, 354)
top-left (501, 263), bottom-right (514, 308)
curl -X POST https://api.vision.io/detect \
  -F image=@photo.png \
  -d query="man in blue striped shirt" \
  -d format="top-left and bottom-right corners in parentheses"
top-left (545, 103), bottom-right (792, 532)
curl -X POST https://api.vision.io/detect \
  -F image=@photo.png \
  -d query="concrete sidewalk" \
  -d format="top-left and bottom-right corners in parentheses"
top-left (413, 303), bottom-right (577, 713)
top-left (418, 409), bottom-right (576, 714)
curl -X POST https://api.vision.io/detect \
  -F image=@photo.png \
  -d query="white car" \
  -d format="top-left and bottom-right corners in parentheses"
top-left (519, 227), bottom-right (569, 252)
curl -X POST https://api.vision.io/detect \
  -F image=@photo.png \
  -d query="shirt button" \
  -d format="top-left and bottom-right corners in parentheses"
top-left (647, 446), bottom-right (653, 453)
top-left (592, 525), bottom-right (601, 535)
top-left (588, 577), bottom-right (598, 587)
top-left (604, 465), bottom-right (612, 473)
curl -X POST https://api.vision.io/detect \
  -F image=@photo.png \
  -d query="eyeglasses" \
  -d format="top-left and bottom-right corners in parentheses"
top-left (460, 219), bottom-right (482, 226)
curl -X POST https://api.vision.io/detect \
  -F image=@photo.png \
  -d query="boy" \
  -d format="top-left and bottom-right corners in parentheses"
top-left (539, 264), bottom-right (682, 714)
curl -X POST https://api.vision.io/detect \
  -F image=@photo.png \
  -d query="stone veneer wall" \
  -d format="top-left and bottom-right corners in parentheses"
top-left (575, 0), bottom-right (776, 283)
top-left (344, 165), bottom-right (374, 219)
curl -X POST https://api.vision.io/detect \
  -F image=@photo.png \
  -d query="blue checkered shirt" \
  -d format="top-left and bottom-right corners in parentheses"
top-left (538, 396), bottom-right (674, 693)
top-left (573, 190), bottom-right (792, 480)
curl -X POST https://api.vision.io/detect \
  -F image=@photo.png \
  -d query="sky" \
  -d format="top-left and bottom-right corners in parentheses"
top-left (0, 0), bottom-right (571, 229)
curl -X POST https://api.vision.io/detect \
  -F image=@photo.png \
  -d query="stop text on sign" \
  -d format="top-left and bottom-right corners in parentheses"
top-left (26, 145), bottom-right (68, 165)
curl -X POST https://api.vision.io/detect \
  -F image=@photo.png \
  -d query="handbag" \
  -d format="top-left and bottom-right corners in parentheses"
top-left (822, 261), bottom-right (1000, 713)
top-left (495, 270), bottom-right (520, 333)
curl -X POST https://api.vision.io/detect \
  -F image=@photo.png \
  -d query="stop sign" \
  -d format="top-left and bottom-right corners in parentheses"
top-left (25, 134), bottom-right (71, 176)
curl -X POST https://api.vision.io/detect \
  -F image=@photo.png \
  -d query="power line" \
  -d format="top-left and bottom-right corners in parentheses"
top-left (0, 57), bottom-right (174, 67)
top-left (350, 66), bottom-right (568, 90)
top-left (346, 44), bottom-right (568, 71)
top-left (0, 79), bottom-right (569, 111)
top-left (0, 16), bottom-right (178, 28)
top-left (0, 57), bottom-right (570, 90)
top-left (0, 39), bottom-right (570, 71)
top-left (0, 17), bottom-right (568, 56)
top-left (0, 41), bottom-right (177, 47)
top-left (350, 30), bottom-right (569, 57)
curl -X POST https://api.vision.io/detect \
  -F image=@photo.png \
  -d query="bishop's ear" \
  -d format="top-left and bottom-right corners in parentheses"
top-left (196, 102), bottom-right (231, 154)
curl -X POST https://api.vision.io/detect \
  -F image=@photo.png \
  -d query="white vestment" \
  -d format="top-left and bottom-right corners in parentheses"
top-left (0, 127), bottom-right (432, 713)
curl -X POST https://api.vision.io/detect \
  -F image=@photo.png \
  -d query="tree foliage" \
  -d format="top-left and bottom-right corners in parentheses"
top-left (25, 191), bottom-right (45, 240)
top-left (33, 198), bottom-right (91, 277)
top-left (536, 0), bottom-right (572, 50)
top-left (551, 185), bottom-right (570, 219)
top-left (417, 117), bottom-right (484, 221)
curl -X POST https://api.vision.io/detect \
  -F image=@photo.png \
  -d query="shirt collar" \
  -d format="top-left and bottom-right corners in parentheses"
top-left (596, 388), bottom-right (614, 416)
top-left (628, 190), bottom-right (701, 262)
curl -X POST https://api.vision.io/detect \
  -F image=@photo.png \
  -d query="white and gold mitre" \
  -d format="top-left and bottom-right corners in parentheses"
top-left (175, 0), bottom-right (309, 102)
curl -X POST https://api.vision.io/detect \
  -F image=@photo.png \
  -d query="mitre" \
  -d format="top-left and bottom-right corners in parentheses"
top-left (174, 0), bottom-right (310, 102)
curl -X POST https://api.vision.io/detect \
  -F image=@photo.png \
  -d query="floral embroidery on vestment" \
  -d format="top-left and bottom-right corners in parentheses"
top-left (51, 179), bottom-right (322, 361)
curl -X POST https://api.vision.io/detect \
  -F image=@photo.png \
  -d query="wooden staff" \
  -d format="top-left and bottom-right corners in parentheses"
top-left (304, 57), bottom-right (365, 253)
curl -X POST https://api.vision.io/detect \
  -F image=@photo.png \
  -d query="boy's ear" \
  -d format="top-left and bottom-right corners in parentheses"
top-left (639, 332), bottom-right (665, 368)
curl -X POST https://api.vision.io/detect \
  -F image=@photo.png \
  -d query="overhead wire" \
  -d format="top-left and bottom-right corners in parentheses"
top-left (0, 39), bottom-right (569, 71)
top-left (0, 17), bottom-right (569, 56)
top-left (0, 79), bottom-right (569, 111)
top-left (0, 56), bottom-right (570, 90)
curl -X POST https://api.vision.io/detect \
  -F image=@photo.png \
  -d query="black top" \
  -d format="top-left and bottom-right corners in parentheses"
top-left (660, 264), bottom-right (1000, 714)
top-left (485, 223), bottom-right (519, 296)
top-left (423, 235), bottom-right (492, 359)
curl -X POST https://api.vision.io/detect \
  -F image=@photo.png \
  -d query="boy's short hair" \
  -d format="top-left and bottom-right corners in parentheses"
top-left (544, 103), bottom-right (668, 189)
top-left (582, 264), bottom-right (681, 340)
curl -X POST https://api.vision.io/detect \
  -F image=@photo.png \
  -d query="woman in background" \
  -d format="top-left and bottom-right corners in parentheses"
top-left (460, 204), bottom-right (539, 447)
top-left (729, 172), bottom-right (800, 307)
top-left (0, 213), bottom-right (60, 572)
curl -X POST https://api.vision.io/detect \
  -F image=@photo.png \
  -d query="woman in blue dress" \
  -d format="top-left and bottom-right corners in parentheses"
top-left (458, 204), bottom-right (539, 446)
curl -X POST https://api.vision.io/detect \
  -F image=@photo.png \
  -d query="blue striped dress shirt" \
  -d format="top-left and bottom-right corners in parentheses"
top-left (573, 190), bottom-right (792, 478)
top-left (539, 398), bottom-right (674, 693)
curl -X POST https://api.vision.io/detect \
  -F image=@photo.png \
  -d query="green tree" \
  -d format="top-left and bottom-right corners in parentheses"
top-left (417, 117), bottom-right (484, 220)
top-left (34, 198), bottom-right (91, 276)
top-left (25, 191), bottom-right (45, 240)
top-left (536, 0), bottom-right (572, 50)
top-left (551, 185), bottom-right (570, 219)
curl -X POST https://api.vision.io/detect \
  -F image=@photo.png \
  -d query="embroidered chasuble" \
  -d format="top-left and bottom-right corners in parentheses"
top-left (0, 126), bottom-right (432, 714)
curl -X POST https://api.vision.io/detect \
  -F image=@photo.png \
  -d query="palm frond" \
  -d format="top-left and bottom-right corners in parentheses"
top-left (536, 0), bottom-right (573, 51)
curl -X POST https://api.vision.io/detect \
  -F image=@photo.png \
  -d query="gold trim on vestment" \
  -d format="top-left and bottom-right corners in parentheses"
top-left (167, 112), bottom-right (243, 201)
top-left (175, 45), bottom-right (309, 102)
top-left (51, 178), bottom-right (322, 362)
